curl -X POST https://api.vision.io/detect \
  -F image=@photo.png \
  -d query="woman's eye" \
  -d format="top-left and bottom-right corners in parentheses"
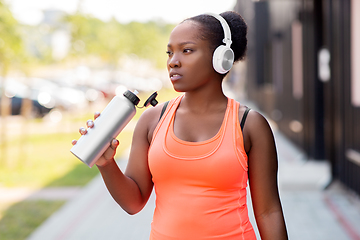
top-left (183, 49), bottom-right (192, 53)
top-left (166, 51), bottom-right (173, 56)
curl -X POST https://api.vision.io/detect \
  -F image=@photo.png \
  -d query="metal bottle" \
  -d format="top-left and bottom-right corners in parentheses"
top-left (70, 90), bottom-right (143, 168)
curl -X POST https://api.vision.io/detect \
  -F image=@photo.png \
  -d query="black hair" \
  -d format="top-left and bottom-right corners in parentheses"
top-left (184, 11), bottom-right (247, 62)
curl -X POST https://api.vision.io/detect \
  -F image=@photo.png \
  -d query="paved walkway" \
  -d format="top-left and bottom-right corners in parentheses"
top-left (26, 96), bottom-right (360, 240)
top-left (27, 159), bottom-right (155, 240)
top-left (0, 187), bottom-right (82, 202)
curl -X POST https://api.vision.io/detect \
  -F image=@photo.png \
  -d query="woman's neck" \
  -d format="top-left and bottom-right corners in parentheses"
top-left (181, 88), bottom-right (228, 114)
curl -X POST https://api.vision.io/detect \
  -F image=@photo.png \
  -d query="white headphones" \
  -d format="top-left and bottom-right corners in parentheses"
top-left (206, 13), bottom-right (235, 74)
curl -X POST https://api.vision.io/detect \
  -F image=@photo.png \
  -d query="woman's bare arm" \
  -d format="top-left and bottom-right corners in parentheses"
top-left (73, 105), bottom-right (163, 215)
top-left (244, 110), bottom-right (288, 240)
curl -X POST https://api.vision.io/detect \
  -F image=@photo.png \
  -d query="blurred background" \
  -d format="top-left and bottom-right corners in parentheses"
top-left (233, 0), bottom-right (360, 201)
top-left (0, 0), bottom-right (360, 239)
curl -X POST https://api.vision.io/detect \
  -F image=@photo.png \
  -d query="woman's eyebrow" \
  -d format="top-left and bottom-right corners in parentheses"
top-left (167, 41), bottom-right (196, 48)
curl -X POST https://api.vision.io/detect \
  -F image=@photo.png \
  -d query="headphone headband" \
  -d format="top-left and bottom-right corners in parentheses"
top-left (206, 13), bottom-right (232, 47)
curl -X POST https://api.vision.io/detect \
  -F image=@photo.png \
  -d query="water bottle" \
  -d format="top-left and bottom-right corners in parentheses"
top-left (70, 90), bottom-right (158, 168)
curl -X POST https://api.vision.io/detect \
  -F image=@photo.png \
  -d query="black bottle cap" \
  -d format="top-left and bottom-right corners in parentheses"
top-left (123, 90), bottom-right (140, 106)
top-left (144, 92), bottom-right (158, 107)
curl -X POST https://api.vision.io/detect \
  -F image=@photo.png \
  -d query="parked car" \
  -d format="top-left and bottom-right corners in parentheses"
top-left (0, 77), bottom-right (54, 117)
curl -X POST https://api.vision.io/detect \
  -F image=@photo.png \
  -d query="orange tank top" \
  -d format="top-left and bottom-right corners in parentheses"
top-left (148, 95), bottom-right (256, 240)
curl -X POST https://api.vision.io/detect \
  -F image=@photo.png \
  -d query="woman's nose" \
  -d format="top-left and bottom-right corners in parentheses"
top-left (168, 55), bottom-right (181, 68)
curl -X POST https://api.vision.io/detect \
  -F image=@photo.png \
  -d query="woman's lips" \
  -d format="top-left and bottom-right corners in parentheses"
top-left (170, 74), bottom-right (182, 82)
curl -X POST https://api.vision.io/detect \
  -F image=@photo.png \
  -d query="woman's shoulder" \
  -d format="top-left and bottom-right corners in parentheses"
top-left (137, 98), bottom-right (176, 143)
top-left (236, 102), bottom-right (273, 135)
top-left (141, 94), bottom-right (182, 120)
top-left (235, 101), bottom-right (266, 124)
top-left (238, 106), bottom-right (270, 128)
top-left (138, 101), bottom-right (169, 125)
top-left (237, 104), bottom-right (275, 152)
top-left (242, 108), bottom-right (275, 145)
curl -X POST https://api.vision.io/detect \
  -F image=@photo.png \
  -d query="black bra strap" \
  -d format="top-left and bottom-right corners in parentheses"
top-left (158, 101), bottom-right (169, 121)
top-left (240, 107), bottom-right (251, 131)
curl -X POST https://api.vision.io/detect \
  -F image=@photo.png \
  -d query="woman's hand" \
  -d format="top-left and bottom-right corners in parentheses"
top-left (71, 112), bottom-right (120, 167)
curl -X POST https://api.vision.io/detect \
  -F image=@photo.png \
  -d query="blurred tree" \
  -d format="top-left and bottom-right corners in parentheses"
top-left (63, 13), bottom-right (99, 57)
top-left (0, 1), bottom-right (25, 75)
top-left (95, 18), bottom-right (130, 67)
top-left (0, 0), bottom-right (27, 165)
top-left (126, 21), bottom-right (171, 68)
top-left (63, 12), bottom-right (174, 69)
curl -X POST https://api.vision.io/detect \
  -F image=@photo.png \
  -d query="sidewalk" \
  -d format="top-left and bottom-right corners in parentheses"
top-left (274, 131), bottom-right (360, 240)
top-left (27, 105), bottom-right (360, 240)
top-left (27, 159), bottom-right (156, 240)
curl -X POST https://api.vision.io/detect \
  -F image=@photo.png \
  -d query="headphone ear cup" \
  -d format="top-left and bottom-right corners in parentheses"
top-left (212, 45), bottom-right (235, 74)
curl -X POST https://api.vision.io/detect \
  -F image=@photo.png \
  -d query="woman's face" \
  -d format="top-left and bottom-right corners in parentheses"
top-left (166, 21), bottom-right (216, 92)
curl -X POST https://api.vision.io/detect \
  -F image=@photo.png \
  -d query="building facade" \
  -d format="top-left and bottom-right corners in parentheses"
top-left (233, 0), bottom-right (360, 195)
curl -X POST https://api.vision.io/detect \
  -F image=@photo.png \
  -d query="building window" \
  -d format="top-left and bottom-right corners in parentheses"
top-left (351, 0), bottom-right (360, 107)
top-left (292, 20), bottom-right (303, 100)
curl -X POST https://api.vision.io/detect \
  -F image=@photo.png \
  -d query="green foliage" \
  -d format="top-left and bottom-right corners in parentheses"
top-left (0, 200), bottom-right (65, 240)
top-left (0, 129), bottom-right (132, 188)
top-left (0, 5), bottom-right (174, 70)
top-left (63, 13), bottom-right (175, 68)
top-left (0, 1), bottom-right (26, 74)
top-left (125, 21), bottom-right (171, 68)
top-left (0, 88), bottom-right (179, 188)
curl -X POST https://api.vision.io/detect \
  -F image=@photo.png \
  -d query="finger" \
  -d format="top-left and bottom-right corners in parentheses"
top-left (101, 139), bottom-right (119, 160)
top-left (103, 146), bottom-right (116, 160)
top-left (79, 127), bottom-right (87, 135)
top-left (72, 139), bottom-right (77, 145)
top-left (110, 139), bottom-right (119, 149)
top-left (94, 111), bottom-right (100, 120)
top-left (86, 120), bottom-right (94, 128)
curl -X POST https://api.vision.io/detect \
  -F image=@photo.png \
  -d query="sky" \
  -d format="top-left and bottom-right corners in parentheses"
top-left (6, 0), bottom-right (237, 25)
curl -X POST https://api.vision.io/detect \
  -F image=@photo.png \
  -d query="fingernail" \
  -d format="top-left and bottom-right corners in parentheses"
top-left (72, 140), bottom-right (77, 145)
top-left (87, 120), bottom-right (94, 127)
top-left (113, 139), bottom-right (119, 146)
top-left (95, 111), bottom-right (100, 115)
top-left (79, 127), bottom-right (86, 134)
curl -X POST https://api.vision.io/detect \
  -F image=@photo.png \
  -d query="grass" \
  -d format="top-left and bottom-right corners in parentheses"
top-left (0, 129), bottom-right (133, 240)
top-left (0, 130), bottom-right (133, 188)
top-left (0, 87), bottom-right (180, 188)
top-left (0, 200), bottom-right (66, 240)
top-left (0, 87), bottom-right (180, 239)
top-left (1, 132), bottom-right (93, 188)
